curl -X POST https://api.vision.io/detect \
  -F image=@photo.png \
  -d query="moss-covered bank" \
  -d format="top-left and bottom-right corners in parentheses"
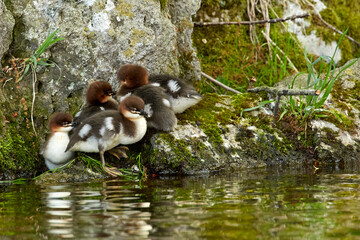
top-left (0, 78), bottom-right (43, 179)
top-left (192, 0), bottom-right (360, 92)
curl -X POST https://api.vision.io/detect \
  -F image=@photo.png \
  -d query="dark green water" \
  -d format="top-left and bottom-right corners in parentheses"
top-left (1, 167), bottom-right (360, 239)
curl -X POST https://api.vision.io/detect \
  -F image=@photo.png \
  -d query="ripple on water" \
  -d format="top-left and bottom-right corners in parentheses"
top-left (1, 168), bottom-right (360, 239)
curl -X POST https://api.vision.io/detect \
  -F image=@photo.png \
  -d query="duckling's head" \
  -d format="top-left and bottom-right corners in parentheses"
top-left (117, 64), bottom-right (148, 89)
top-left (49, 113), bottom-right (73, 133)
top-left (119, 95), bottom-right (148, 119)
top-left (86, 81), bottom-right (114, 105)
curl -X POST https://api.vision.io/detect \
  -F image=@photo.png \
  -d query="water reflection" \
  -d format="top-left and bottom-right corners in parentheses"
top-left (41, 181), bottom-right (152, 239)
top-left (1, 167), bottom-right (360, 239)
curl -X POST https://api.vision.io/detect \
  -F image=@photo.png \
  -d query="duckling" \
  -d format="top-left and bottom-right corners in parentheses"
top-left (73, 81), bottom-right (129, 159)
top-left (116, 64), bottom-right (177, 132)
top-left (148, 74), bottom-right (202, 113)
top-left (66, 95), bottom-right (148, 177)
top-left (42, 113), bottom-right (75, 170)
top-left (74, 81), bottom-right (118, 125)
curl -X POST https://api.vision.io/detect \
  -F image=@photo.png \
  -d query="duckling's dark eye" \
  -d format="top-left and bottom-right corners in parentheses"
top-left (130, 108), bottom-right (137, 112)
top-left (62, 122), bottom-right (69, 126)
top-left (105, 91), bottom-right (113, 96)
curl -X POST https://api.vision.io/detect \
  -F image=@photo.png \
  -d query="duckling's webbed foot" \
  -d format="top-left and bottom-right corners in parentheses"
top-left (103, 166), bottom-right (123, 177)
top-left (107, 146), bottom-right (129, 159)
top-left (100, 150), bottom-right (123, 177)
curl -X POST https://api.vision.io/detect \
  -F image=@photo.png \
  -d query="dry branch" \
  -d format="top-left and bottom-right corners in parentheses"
top-left (315, 15), bottom-right (360, 46)
top-left (201, 72), bottom-right (241, 94)
top-left (300, 0), bottom-right (360, 46)
top-left (248, 87), bottom-right (319, 96)
top-left (247, 82), bottom-right (320, 116)
top-left (194, 13), bottom-right (310, 27)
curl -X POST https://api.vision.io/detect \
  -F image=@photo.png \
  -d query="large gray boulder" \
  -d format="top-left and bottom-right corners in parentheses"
top-left (1, 0), bottom-right (201, 132)
top-left (0, 0), bottom-right (15, 68)
top-left (0, 0), bottom-right (202, 178)
top-left (168, 0), bottom-right (201, 81)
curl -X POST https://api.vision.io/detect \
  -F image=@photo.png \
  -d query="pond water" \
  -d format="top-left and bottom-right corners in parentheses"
top-left (1, 166), bottom-right (360, 239)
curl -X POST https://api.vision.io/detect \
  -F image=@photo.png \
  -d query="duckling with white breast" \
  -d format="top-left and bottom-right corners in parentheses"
top-left (66, 95), bottom-right (148, 177)
top-left (74, 81), bottom-right (118, 125)
top-left (74, 81), bottom-right (130, 158)
top-left (116, 64), bottom-right (177, 132)
top-left (42, 113), bottom-right (75, 170)
top-left (148, 74), bottom-right (202, 113)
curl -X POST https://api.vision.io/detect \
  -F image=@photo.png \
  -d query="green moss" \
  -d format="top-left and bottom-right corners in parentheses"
top-left (316, 1), bottom-right (360, 65)
top-left (178, 50), bottom-right (195, 79)
top-left (159, 0), bottom-right (168, 10)
top-left (200, 0), bottom-right (221, 7)
top-left (0, 121), bottom-right (40, 178)
top-left (331, 78), bottom-right (360, 121)
top-left (235, 127), bottom-right (295, 162)
top-left (317, 110), bottom-right (356, 133)
top-left (194, 1), bottom-right (360, 95)
top-left (178, 93), bottom-right (268, 144)
top-left (65, 89), bottom-right (85, 117)
top-left (0, 74), bottom-right (43, 178)
top-left (347, 80), bottom-right (360, 110)
top-left (231, 92), bottom-right (264, 114)
top-left (153, 134), bottom-right (202, 170)
top-left (320, 8), bottom-right (341, 27)
top-left (180, 94), bottom-right (227, 143)
top-left (193, 1), bottom-right (309, 92)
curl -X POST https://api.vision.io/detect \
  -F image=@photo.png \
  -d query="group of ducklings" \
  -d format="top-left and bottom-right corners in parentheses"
top-left (42, 64), bottom-right (202, 176)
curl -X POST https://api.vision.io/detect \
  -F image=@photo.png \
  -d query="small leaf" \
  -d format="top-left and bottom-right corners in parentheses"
top-left (278, 109), bottom-right (287, 121)
top-left (37, 60), bottom-right (52, 66)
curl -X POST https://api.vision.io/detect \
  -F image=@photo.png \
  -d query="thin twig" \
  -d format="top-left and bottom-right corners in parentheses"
top-left (203, 79), bottom-right (220, 94)
top-left (194, 13), bottom-right (310, 27)
top-left (301, 0), bottom-right (360, 46)
top-left (261, 31), bottom-right (299, 73)
top-left (315, 15), bottom-right (360, 46)
top-left (31, 68), bottom-right (37, 136)
top-left (2, 78), bottom-right (12, 87)
top-left (201, 72), bottom-right (241, 94)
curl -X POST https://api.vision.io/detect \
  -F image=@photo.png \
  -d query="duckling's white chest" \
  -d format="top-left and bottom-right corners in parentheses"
top-left (43, 132), bottom-right (74, 164)
top-left (119, 117), bottom-right (147, 145)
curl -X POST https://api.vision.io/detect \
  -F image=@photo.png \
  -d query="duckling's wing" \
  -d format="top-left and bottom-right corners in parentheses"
top-left (66, 122), bottom-right (93, 152)
top-left (73, 105), bottom-right (104, 125)
top-left (66, 110), bottom-right (119, 152)
top-left (149, 74), bottom-right (201, 98)
top-left (134, 85), bottom-right (177, 131)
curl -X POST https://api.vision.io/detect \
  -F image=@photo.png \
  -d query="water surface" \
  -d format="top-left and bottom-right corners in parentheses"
top-left (1, 167), bottom-right (360, 239)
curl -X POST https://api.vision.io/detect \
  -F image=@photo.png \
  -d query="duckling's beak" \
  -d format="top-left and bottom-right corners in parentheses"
top-left (139, 109), bottom-right (149, 118)
top-left (66, 122), bottom-right (76, 127)
top-left (107, 91), bottom-right (115, 96)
